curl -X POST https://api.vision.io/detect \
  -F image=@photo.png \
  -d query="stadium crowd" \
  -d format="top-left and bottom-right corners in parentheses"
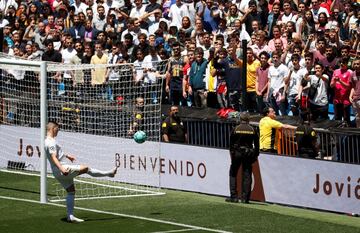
top-left (1, 0), bottom-right (360, 127)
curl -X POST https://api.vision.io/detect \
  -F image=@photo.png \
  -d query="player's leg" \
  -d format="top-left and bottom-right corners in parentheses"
top-left (65, 185), bottom-right (84, 223)
top-left (78, 165), bottom-right (117, 177)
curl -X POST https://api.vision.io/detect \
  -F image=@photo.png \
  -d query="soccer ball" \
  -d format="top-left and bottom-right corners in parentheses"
top-left (134, 130), bottom-right (147, 144)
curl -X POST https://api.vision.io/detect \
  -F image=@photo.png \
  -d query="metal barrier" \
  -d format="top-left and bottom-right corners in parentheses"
top-left (184, 119), bottom-right (360, 165)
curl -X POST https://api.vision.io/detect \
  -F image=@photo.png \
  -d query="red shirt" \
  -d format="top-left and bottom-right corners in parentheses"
top-left (332, 69), bottom-right (352, 105)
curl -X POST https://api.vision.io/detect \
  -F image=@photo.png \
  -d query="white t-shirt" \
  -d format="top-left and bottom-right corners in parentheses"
top-left (61, 48), bottom-right (77, 79)
top-left (129, 5), bottom-right (146, 19)
top-left (309, 74), bottom-right (329, 106)
top-left (133, 60), bottom-right (145, 82)
top-left (288, 67), bottom-right (307, 96)
top-left (168, 3), bottom-right (190, 28)
top-left (45, 137), bottom-right (66, 172)
top-left (311, 7), bottom-right (329, 23)
top-left (72, 2), bottom-right (88, 14)
top-left (268, 64), bottom-right (289, 93)
top-left (143, 54), bottom-right (161, 83)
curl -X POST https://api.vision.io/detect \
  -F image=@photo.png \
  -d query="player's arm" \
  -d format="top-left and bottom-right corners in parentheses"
top-left (66, 154), bottom-right (76, 162)
top-left (50, 153), bottom-right (69, 175)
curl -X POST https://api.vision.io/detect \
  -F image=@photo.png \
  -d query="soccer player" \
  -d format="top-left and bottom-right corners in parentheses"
top-left (45, 121), bottom-right (117, 223)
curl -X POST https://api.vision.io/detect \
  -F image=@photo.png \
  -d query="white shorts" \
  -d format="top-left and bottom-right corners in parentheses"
top-left (54, 165), bottom-right (81, 190)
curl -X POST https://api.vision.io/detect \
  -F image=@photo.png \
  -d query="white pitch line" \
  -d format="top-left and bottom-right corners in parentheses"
top-left (0, 195), bottom-right (232, 233)
top-left (50, 193), bottom-right (164, 202)
top-left (149, 228), bottom-right (198, 233)
top-left (0, 169), bottom-right (166, 199)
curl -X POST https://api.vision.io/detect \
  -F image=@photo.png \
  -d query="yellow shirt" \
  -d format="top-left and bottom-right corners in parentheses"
top-left (246, 59), bottom-right (261, 92)
top-left (207, 60), bottom-right (216, 92)
top-left (91, 53), bottom-right (108, 85)
top-left (259, 116), bottom-right (283, 150)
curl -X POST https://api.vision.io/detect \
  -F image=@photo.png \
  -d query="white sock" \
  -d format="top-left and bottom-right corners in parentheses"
top-left (66, 192), bottom-right (75, 218)
top-left (87, 167), bottom-right (113, 177)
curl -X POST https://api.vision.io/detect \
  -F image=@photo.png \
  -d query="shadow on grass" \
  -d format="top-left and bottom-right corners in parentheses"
top-left (150, 212), bottom-right (163, 215)
top-left (61, 216), bottom-right (126, 223)
top-left (0, 186), bottom-right (56, 196)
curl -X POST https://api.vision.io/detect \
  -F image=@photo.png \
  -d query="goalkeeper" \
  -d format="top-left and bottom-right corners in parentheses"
top-left (45, 121), bottom-right (117, 223)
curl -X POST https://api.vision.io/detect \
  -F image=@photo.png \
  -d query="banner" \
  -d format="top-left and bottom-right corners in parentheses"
top-left (0, 125), bottom-right (231, 196)
top-left (258, 154), bottom-right (360, 214)
top-left (1, 125), bottom-right (359, 214)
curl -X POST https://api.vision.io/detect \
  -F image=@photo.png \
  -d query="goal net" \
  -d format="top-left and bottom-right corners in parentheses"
top-left (0, 55), bottom-right (166, 201)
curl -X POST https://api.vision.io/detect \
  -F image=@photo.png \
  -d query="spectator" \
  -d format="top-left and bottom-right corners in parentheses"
top-left (259, 107), bottom-right (296, 153)
top-left (131, 33), bottom-right (150, 62)
top-left (161, 105), bottom-right (187, 143)
top-left (212, 48), bottom-right (228, 109)
top-left (166, 42), bottom-right (187, 106)
top-left (284, 54), bottom-right (308, 116)
top-left (266, 51), bottom-right (289, 115)
top-left (105, 41), bottom-right (122, 100)
top-left (61, 37), bottom-right (77, 97)
top-left (93, 5), bottom-right (106, 31)
top-left (70, 41), bottom-right (85, 97)
top-left (256, 51), bottom-right (270, 113)
top-left (68, 15), bottom-right (85, 40)
top-left (266, 2), bottom-right (281, 39)
top-left (330, 58), bottom-right (352, 125)
top-left (202, 0), bottom-right (219, 33)
top-left (223, 44), bottom-right (243, 111)
top-left (244, 47), bottom-right (260, 112)
top-left (90, 41), bottom-right (108, 98)
top-left (34, 22), bottom-right (47, 50)
top-left (308, 63), bottom-right (329, 121)
top-left (120, 18), bottom-right (148, 46)
top-left (310, 0), bottom-right (329, 24)
top-left (83, 19), bottom-right (98, 43)
top-left (350, 59), bottom-right (360, 128)
top-left (168, 0), bottom-right (190, 29)
top-left (189, 47), bottom-right (208, 108)
top-left (240, 0), bottom-right (261, 36)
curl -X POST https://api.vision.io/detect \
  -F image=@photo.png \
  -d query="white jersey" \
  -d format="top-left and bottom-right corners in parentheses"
top-left (268, 64), bottom-right (289, 93)
top-left (288, 68), bottom-right (307, 96)
top-left (45, 136), bottom-right (66, 172)
top-left (309, 74), bottom-right (329, 106)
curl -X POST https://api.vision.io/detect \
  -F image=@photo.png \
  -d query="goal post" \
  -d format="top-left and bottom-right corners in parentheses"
top-left (0, 56), bottom-right (166, 203)
top-left (0, 58), bottom-right (48, 203)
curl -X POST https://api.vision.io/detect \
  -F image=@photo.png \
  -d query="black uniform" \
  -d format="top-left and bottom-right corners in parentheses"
top-left (296, 124), bottom-right (318, 158)
top-left (228, 122), bottom-right (259, 203)
top-left (161, 116), bottom-right (187, 143)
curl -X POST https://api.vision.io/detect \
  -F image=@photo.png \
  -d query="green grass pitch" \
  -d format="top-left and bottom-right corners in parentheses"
top-left (0, 171), bottom-right (359, 233)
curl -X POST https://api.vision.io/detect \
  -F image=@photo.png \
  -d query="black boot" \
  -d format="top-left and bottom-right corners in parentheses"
top-left (225, 176), bottom-right (239, 203)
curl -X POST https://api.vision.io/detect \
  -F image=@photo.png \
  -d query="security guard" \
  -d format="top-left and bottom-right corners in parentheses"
top-left (162, 106), bottom-right (187, 143)
top-left (226, 112), bottom-right (259, 203)
top-left (296, 112), bottom-right (319, 158)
